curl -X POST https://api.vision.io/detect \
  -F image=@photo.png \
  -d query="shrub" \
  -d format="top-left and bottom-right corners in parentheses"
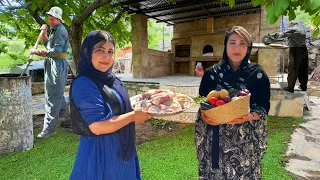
top-left (0, 53), bottom-right (15, 68)
top-left (7, 40), bottom-right (25, 53)
top-left (0, 40), bottom-right (8, 54)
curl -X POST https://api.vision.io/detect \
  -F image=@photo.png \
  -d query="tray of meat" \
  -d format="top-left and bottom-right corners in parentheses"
top-left (130, 89), bottom-right (193, 116)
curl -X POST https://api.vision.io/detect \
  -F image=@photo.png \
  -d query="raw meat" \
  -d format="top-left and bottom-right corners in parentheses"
top-left (132, 89), bottom-right (191, 114)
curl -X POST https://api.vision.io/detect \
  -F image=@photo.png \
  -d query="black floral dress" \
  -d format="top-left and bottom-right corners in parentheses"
top-left (195, 58), bottom-right (270, 180)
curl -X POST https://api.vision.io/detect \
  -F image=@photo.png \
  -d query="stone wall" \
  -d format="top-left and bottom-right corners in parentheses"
top-left (173, 21), bottom-right (208, 39)
top-left (31, 79), bottom-right (73, 95)
top-left (214, 14), bottom-right (260, 42)
top-left (258, 7), bottom-right (281, 77)
top-left (131, 14), bottom-right (173, 78)
top-left (173, 13), bottom-right (260, 41)
top-left (123, 81), bottom-right (160, 97)
top-left (145, 49), bottom-right (172, 77)
top-left (269, 90), bottom-right (305, 118)
top-left (307, 34), bottom-right (320, 73)
top-left (131, 14), bottom-right (148, 78)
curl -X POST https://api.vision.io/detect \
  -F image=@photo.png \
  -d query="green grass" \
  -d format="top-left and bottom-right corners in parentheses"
top-left (0, 117), bottom-right (303, 180)
top-left (138, 125), bottom-right (198, 180)
top-left (0, 128), bottom-right (79, 180)
top-left (262, 116), bottom-right (303, 180)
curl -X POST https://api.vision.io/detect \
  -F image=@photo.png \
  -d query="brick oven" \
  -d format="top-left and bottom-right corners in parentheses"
top-left (121, 1), bottom-right (281, 79)
top-left (171, 15), bottom-right (261, 75)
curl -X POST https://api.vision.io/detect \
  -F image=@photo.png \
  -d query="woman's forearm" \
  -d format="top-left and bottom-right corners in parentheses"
top-left (89, 112), bottom-right (135, 135)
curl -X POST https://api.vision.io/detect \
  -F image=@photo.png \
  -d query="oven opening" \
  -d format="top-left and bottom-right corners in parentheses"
top-left (202, 45), bottom-right (213, 56)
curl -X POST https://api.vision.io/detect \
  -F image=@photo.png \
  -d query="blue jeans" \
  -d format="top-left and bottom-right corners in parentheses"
top-left (43, 58), bottom-right (68, 132)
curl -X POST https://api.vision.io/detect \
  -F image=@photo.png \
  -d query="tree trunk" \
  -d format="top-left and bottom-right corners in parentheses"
top-left (68, 23), bottom-right (83, 76)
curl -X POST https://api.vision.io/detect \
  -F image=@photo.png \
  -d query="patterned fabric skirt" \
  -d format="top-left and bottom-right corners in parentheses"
top-left (195, 112), bottom-right (268, 180)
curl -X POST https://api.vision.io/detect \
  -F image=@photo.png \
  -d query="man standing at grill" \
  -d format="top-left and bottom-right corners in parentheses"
top-left (31, 6), bottom-right (70, 138)
top-left (278, 20), bottom-right (309, 93)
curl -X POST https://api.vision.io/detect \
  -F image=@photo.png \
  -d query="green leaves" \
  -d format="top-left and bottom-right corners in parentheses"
top-left (67, 0), bottom-right (80, 15)
top-left (281, 0), bottom-right (290, 9)
top-left (313, 15), bottom-right (320, 25)
top-left (288, 8), bottom-right (296, 21)
top-left (288, 9), bottom-right (296, 21)
top-left (229, 0), bottom-right (235, 7)
top-left (274, 0), bottom-right (285, 17)
top-left (312, 27), bottom-right (319, 38)
top-left (266, 5), bottom-right (278, 24)
top-left (0, 40), bottom-right (9, 54)
top-left (252, 0), bottom-right (262, 7)
top-left (0, 0), bottom-right (130, 48)
top-left (303, 0), bottom-right (312, 12)
top-left (62, 13), bottom-right (72, 26)
top-left (311, 0), bottom-right (320, 9)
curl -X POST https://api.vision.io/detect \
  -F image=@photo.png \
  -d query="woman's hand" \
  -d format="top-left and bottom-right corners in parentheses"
top-left (226, 112), bottom-right (260, 125)
top-left (132, 108), bottom-right (152, 124)
top-left (201, 112), bottom-right (220, 126)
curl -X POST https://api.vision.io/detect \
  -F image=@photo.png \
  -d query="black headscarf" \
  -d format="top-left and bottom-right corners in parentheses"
top-left (78, 30), bottom-right (137, 162)
top-left (199, 28), bottom-right (270, 168)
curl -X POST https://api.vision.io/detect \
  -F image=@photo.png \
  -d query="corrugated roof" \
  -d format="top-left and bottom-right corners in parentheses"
top-left (119, 0), bottom-right (261, 25)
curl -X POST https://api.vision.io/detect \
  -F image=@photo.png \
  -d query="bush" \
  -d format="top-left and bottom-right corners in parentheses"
top-left (8, 52), bottom-right (28, 65)
top-left (7, 40), bottom-right (25, 53)
top-left (0, 52), bottom-right (28, 70)
top-left (0, 53), bottom-right (15, 69)
top-left (0, 40), bottom-right (8, 54)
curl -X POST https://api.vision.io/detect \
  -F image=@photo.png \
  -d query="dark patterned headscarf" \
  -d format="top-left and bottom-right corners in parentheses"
top-left (78, 30), bottom-right (137, 162)
top-left (199, 26), bottom-right (270, 168)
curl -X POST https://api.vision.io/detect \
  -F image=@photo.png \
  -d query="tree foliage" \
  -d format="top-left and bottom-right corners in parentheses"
top-left (295, 7), bottom-right (314, 27)
top-left (148, 20), bottom-right (172, 50)
top-left (0, 0), bottom-right (131, 71)
top-left (0, 40), bottom-right (9, 54)
top-left (168, 0), bottom-right (320, 38)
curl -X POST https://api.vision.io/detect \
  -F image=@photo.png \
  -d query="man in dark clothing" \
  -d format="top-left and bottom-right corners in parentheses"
top-left (277, 20), bottom-right (309, 93)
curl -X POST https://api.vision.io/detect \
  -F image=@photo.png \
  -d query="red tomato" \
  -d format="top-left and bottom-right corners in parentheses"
top-left (208, 97), bottom-right (219, 106)
top-left (215, 100), bottom-right (225, 106)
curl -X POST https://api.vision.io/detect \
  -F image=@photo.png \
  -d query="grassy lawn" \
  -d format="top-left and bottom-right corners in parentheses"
top-left (0, 116), bottom-right (303, 180)
top-left (262, 116), bottom-right (303, 180)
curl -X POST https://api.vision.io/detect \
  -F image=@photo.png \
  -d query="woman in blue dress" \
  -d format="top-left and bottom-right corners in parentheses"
top-left (195, 26), bottom-right (270, 179)
top-left (69, 30), bottom-right (152, 180)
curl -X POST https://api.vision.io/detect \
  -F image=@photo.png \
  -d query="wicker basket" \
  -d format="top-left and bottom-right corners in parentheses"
top-left (202, 94), bottom-right (251, 124)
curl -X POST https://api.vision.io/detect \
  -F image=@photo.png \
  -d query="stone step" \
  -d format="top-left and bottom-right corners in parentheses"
top-left (306, 86), bottom-right (320, 96)
top-left (31, 79), bottom-right (72, 95)
top-left (269, 89), bottom-right (305, 118)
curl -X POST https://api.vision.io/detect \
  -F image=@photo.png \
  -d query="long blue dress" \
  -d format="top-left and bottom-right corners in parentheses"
top-left (70, 76), bottom-right (140, 180)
